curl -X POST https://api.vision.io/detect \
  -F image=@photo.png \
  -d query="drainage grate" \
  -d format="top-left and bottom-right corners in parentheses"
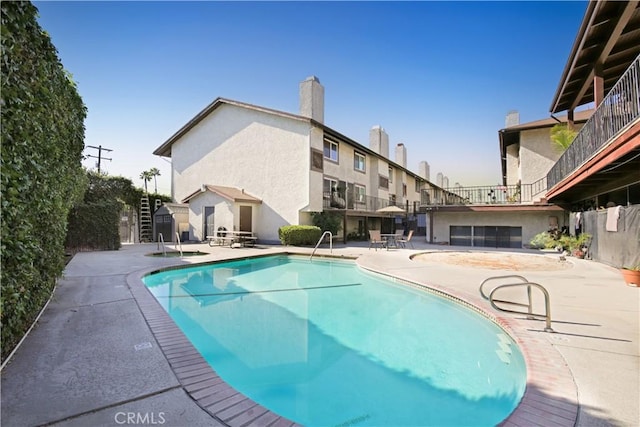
top-left (134, 342), bottom-right (152, 351)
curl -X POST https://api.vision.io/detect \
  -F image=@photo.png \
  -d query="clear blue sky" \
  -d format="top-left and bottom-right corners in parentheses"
top-left (34, 1), bottom-right (588, 195)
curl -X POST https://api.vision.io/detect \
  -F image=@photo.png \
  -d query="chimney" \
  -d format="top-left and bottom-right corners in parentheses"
top-left (418, 161), bottom-right (430, 181)
top-left (505, 110), bottom-right (520, 128)
top-left (395, 143), bottom-right (407, 168)
top-left (299, 76), bottom-right (324, 123)
top-left (443, 176), bottom-right (449, 188)
top-left (369, 125), bottom-right (389, 158)
top-left (436, 172), bottom-right (443, 188)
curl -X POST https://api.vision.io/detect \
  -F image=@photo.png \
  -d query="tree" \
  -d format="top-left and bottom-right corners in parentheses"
top-left (550, 123), bottom-right (577, 153)
top-left (139, 170), bottom-right (152, 193)
top-left (149, 167), bottom-right (161, 193)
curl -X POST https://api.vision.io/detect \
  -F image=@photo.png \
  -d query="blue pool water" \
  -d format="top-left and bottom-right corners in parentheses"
top-left (143, 255), bottom-right (526, 426)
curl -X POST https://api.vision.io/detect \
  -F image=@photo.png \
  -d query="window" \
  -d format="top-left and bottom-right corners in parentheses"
top-left (323, 139), bottom-right (338, 162)
top-left (354, 152), bottom-right (366, 172)
top-left (323, 177), bottom-right (338, 193)
top-left (402, 184), bottom-right (407, 197)
top-left (379, 175), bottom-right (389, 189)
top-left (389, 167), bottom-right (393, 183)
top-left (354, 184), bottom-right (366, 203)
top-left (415, 179), bottom-right (422, 193)
top-left (311, 149), bottom-right (323, 172)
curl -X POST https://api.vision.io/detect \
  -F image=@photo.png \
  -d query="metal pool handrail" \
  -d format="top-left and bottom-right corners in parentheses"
top-left (175, 232), bottom-right (183, 257)
top-left (157, 233), bottom-right (166, 256)
top-left (310, 231), bottom-right (332, 261)
top-left (479, 275), bottom-right (554, 333)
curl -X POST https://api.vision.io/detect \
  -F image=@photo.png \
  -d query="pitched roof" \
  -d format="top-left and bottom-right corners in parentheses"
top-left (154, 96), bottom-right (439, 190)
top-left (499, 109), bottom-right (593, 134)
top-left (181, 185), bottom-right (262, 204)
top-left (153, 98), bottom-right (312, 158)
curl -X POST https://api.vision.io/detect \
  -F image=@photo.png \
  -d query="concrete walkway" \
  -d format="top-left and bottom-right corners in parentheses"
top-left (1, 242), bottom-right (638, 426)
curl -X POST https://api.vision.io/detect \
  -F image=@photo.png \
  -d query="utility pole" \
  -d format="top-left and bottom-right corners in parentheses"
top-left (86, 145), bottom-right (113, 173)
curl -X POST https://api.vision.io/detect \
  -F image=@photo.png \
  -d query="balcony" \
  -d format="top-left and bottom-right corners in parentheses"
top-left (421, 179), bottom-right (547, 207)
top-left (547, 54), bottom-right (640, 190)
top-left (323, 191), bottom-right (404, 213)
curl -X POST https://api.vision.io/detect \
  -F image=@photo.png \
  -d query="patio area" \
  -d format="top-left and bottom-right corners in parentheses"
top-left (1, 240), bottom-right (638, 426)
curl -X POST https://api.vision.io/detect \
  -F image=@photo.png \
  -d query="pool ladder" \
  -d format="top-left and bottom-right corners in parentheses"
top-left (156, 232), bottom-right (183, 257)
top-left (479, 275), bottom-right (554, 332)
top-left (310, 231), bottom-right (332, 261)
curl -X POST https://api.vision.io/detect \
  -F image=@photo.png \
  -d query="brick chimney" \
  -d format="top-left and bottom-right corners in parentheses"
top-left (299, 76), bottom-right (324, 123)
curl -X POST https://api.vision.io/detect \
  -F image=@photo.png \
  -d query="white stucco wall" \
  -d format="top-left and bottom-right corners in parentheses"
top-left (518, 123), bottom-right (585, 186)
top-left (432, 210), bottom-right (566, 247)
top-left (323, 140), bottom-right (371, 193)
top-left (171, 104), bottom-right (311, 242)
top-left (519, 128), bottom-right (563, 185)
top-left (187, 192), bottom-right (234, 241)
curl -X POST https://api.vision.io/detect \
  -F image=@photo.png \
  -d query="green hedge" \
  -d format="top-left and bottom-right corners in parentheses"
top-left (278, 225), bottom-right (322, 246)
top-left (1, 1), bottom-right (87, 362)
top-left (66, 201), bottom-right (123, 251)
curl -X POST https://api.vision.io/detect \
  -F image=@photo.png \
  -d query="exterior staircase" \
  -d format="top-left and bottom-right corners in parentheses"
top-left (139, 195), bottom-right (153, 242)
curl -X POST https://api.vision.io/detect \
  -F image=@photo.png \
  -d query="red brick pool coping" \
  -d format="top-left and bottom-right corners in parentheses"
top-left (127, 253), bottom-right (578, 427)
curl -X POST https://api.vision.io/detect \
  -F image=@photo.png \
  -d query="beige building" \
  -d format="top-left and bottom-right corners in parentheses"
top-left (154, 77), bottom-right (442, 243)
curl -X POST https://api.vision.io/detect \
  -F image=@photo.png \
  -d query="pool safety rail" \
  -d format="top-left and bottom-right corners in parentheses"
top-left (157, 233), bottom-right (166, 256)
top-left (156, 232), bottom-right (183, 257)
top-left (310, 231), bottom-right (333, 261)
top-left (479, 275), bottom-right (554, 332)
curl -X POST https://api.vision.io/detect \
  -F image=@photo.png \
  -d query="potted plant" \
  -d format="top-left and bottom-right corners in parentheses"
top-left (558, 233), bottom-right (591, 258)
top-left (620, 264), bottom-right (640, 287)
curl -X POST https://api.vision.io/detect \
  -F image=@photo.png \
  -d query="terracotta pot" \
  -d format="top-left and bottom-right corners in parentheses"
top-left (620, 268), bottom-right (640, 287)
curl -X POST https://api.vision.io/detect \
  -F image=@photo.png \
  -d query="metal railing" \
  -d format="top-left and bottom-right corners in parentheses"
top-left (479, 275), bottom-right (554, 332)
top-left (310, 231), bottom-right (332, 261)
top-left (548, 54), bottom-right (640, 189)
top-left (157, 233), bottom-right (166, 256)
top-left (175, 232), bottom-right (183, 257)
top-left (425, 181), bottom-right (546, 206)
top-left (323, 192), bottom-right (406, 212)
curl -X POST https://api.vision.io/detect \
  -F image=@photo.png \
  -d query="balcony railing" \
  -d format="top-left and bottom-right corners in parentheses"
top-left (323, 192), bottom-right (405, 212)
top-left (419, 178), bottom-right (548, 207)
top-left (547, 54), bottom-right (640, 189)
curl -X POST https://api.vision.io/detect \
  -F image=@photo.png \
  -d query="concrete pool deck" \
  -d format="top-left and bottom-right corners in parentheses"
top-left (1, 242), bottom-right (638, 426)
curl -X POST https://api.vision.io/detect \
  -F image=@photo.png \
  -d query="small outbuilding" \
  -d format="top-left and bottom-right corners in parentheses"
top-left (153, 203), bottom-right (190, 243)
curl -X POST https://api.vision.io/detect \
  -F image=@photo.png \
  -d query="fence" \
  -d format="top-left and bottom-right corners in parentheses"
top-left (573, 204), bottom-right (640, 268)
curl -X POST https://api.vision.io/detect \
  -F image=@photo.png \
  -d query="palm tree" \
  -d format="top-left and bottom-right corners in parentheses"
top-left (550, 123), bottom-right (577, 153)
top-left (149, 167), bottom-right (161, 193)
top-left (139, 170), bottom-right (152, 193)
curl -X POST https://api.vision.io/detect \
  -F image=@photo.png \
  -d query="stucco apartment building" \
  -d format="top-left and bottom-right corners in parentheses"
top-left (154, 76), bottom-right (443, 244)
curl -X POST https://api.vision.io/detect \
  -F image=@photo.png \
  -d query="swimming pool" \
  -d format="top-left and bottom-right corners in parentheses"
top-left (143, 255), bottom-right (526, 426)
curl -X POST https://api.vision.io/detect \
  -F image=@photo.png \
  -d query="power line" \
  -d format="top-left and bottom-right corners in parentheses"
top-left (86, 145), bottom-right (113, 173)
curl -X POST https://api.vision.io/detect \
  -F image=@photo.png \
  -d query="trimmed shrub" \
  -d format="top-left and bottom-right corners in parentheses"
top-left (278, 225), bottom-right (322, 246)
top-left (1, 1), bottom-right (87, 361)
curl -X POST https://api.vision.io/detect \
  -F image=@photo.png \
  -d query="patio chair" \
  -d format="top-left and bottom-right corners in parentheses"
top-left (397, 230), bottom-right (414, 249)
top-left (368, 230), bottom-right (386, 251)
